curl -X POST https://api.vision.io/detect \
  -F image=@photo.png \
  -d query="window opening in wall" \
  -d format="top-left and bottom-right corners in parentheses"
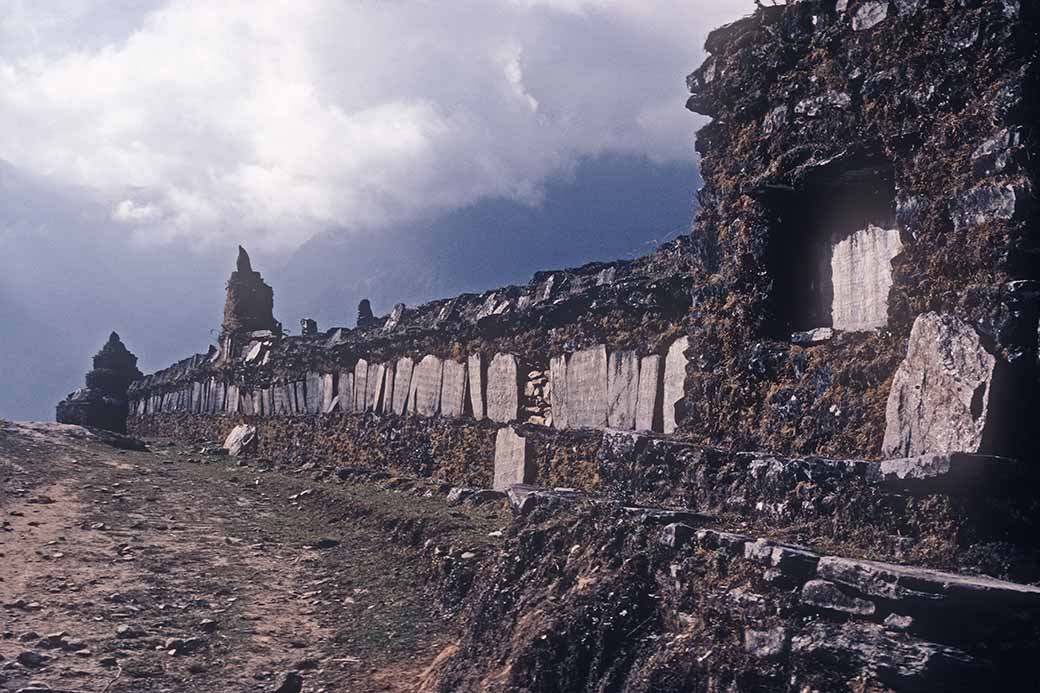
top-left (761, 156), bottom-right (898, 339)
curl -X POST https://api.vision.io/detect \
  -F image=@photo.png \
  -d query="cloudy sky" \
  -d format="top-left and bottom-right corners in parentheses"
top-left (0, 0), bottom-right (749, 420)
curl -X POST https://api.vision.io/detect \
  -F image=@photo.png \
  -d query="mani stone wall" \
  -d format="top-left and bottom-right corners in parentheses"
top-left (683, 0), bottom-right (1039, 458)
top-left (130, 1), bottom-right (1039, 466)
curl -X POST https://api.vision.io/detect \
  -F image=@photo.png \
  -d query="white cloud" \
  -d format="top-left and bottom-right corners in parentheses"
top-left (0, 0), bottom-right (749, 253)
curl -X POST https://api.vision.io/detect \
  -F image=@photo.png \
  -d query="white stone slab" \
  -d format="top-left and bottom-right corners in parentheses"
top-left (467, 353), bottom-right (485, 419)
top-left (321, 374), bottom-right (336, 413)
top-left (883, 312), bottom-right (999, 457)
top-left (226, 384), bottom-right (240, 414)
top-left (663, 337), bottom-right (689, 435)
top-left (830, 225), bottom-right (903, 332)
top-left (549, 354), bottom-right (569, 429)
top-left (493, 427), bottom-right (533, 491)
top-left (378, 365), bottom-right (395, 413)
top-left (305, 372), bottom-right (322, 413)
top-left (392, 357), bottom-right (414, 415)
top-left (486, 353), bottom-right (519, 423)
top-left (567, 345), bottom-right (608, 429)
top-left (410, 355), bottom-right (443, 417)
top-left (441, 360), bottom-right (467, 417)
top-left (366, 362), bottom-right (383, 412)
top-left (607, 350), bottom-right (639, 430)
top-left (353, 359), bottom-right (368, 412)
top-left (338, 371), bottom-right (354, 413)
top-left (635, 355), bottom-right (663, 432)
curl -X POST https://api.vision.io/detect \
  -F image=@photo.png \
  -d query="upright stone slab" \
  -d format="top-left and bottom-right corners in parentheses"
top-left (411, 355), bottom-right (443, 417)
top-left (274, 383), bottom-right (292, 415)
top-left (392, 357), bottom-right (414, 415)
top-left (635, 355), bottom-right (663, 432)
top-left (227, 384), bottom-right (240, 414)
top-left (607, 350), bottom-right (639, 430)
top-left (467, 353), bottom-right (485, 419)
top-left (305, 372), bottom-right (322, 413)
top-left (321, 374), bottom-right (335, 413)
top-left (338, 371), bottom-right (354, 413)
top-left (549, 354), bottom-right (569, 429)
top-left (830, 225), bottom-right (903, 331)
top-left (883, 312), bottom-right (1002, 457)
top-left (565, 346), bottom-right (609, 428)
top-left (353, 359), bottom-right (368, 412)
top-left (486, 353), bottom-right (519, 423)
top-left (663, 337), bottom-right (689, 435)
top-left (379, 365), bottom-right (395, 413)
top-left (493, 427), bottom-right (534, 491)
top-left (366, 362), bottom-right (384, 412)
top-left (441, 360), bottom-right (467, 417)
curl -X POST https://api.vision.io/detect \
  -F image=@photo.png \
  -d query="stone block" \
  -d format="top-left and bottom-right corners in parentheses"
top-left (338, 371), bottom-right (354, 413)
top-left (223, 424), bottom-right (257, 457)
top-left (830, 225), bottom-right (903, 331)
top-left (565, 346), bottom-right (608, 428)
top-left (467, 353), bottom-right (485, 419)
top-left (321, 374), bottom-right (335, 413)
top-left (883, 313), bottom-right (1002, 457)
top-left (366, 362), bottom-right (383, 412)
top-left (305, 372), bottom-right (322, 413)
top-left (441, 360), bottom-right (467, 417)
top-left (635, 354), bottom-right (663, 432)
top-left (378, 365), bottom-right (395, 413)
top-left (486, 353), bottom-right (519, 423)
top-left (392, 357), bottom-right (414, 415)
top-left (273, 383), bottom-right (292, 415)
top-left (800, 579), bottom-right (876, 616)
top-left (607, 350), bottom-right (638, 430)
top-left (410, 355), bottom-right (443, 417)
top-left (353, 359), bottom-right (368, 412)
top-left (663, 337), bottom-right (689, 435)
top-left (549, 354), bottom-right (569, 429)
top-left (226, 384), bottom-right (240, 414)
top-left (493, 427), bottom-right (534, 491)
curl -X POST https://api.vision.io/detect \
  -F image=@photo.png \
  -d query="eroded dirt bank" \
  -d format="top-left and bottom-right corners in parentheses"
top-left (0, 422), bottom-right (506, 693)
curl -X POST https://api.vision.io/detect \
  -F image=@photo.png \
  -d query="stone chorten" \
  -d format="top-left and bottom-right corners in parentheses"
top-left (221, 246), bottom-right (280, 339)
top-left (56, 332), bottom-right (142, 433)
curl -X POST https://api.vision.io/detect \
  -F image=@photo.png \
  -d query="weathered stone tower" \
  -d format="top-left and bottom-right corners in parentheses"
top-left (220, 246), bottom-right (280, 356)
top-left (56, 332), bottom-right (142, 433)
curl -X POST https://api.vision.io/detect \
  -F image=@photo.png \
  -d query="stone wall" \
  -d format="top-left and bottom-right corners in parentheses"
top-left (129, 1), bottom-right (1039, 467)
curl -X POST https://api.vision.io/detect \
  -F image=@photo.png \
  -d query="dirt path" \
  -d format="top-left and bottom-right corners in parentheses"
top-left (0, 422), bottom-right (505, 692)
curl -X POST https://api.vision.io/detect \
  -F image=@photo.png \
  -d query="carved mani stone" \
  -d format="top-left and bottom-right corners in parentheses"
top-left (486, 353), bottom-right (520, 423)
top-left (338, 371), bottom-right (354, 413)
top-left (493, 427), bottom-right (534, 491)
top-left (353, 359), bottom-right (369, 412)
top-left (567, 345), bottom-right (609, 429)
top-left (549, 354), bottom-right (569, 429)
top-left (882, 312), bottom-right (1004, 458)
top-left (392, 357), bottom-right (414, 415)
top-left (607, 350), bottom-right (639, 430)
top-left (321, 374), bottom-right (335, 413)
top-left (410, 355), bottom-right (443, 417)
top-left (635, 355), bottom-right (663, 432)
top-left (467, 353), bottom-right (485, 419)
top-left (830, 225), bottom-right (903, 331)
top-left (663, 337), bottom-right (689, 435)
top-left (366, 362), bottom-right (384, 412)
top-left (441, 360), bottom-right (467, 417)
top-left (305, 372), bottom-right (322, 413)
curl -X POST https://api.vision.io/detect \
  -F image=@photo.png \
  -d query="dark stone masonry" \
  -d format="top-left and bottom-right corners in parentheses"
top-left (113, 1), bottom-right (1040, 689)
top-left (56, 332), bottom-right (142, 433)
